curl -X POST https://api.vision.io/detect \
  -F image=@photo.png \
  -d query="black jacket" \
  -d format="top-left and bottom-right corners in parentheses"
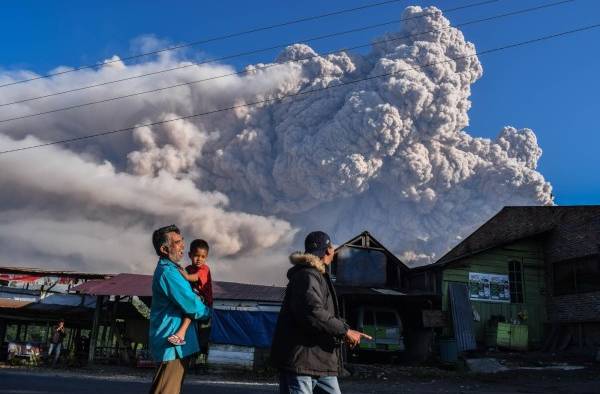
top-left (270, 253), bottom-right (348, 376)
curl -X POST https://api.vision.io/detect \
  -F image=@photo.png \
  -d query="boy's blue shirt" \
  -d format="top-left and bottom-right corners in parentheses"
top-left (149, 257), bottom-right (210, 362)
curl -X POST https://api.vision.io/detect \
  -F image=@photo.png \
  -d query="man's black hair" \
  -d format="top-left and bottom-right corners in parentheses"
top-left (190, 239), bottom-right (209, 252)
top-left (152, 224), bottom-right (181, 256)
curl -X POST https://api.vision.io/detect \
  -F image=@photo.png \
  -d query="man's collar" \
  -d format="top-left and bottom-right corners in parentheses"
top-left (159, 257), bottom-right (183, 269)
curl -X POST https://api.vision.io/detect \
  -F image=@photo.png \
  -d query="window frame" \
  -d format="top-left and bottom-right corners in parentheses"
top-left (508, 259), bottom-right (524, 304)
top-left (553, 254), bottom-right (600, 296)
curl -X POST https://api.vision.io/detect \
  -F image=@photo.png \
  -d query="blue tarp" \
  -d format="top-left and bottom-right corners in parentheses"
top-left (210, 309), bottom-right (279, 348)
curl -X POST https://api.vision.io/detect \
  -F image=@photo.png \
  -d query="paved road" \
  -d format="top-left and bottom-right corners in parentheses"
top-left (3, 368), bottom-right (600, 394)
top-left (0, 371), bottom-right (278, 394)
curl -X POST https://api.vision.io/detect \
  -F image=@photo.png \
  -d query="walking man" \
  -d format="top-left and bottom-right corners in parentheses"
top-left (148, 225), bottom-right (210, 394)
top-left (271, 231), bottom-right (371, 394)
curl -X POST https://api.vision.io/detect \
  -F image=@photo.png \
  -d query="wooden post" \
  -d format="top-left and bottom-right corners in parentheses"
top-left (88, 295), bottom-right (104, 364)
top-left (15, 324), bottom-right (22, 341)
top-left (0, 319), bottom-right (7, 344)
top-left (340, 295), bottom-right (347, 365)
top-left (44, 321), bottom-right (50, 344)
top-left (66, 327), bottom-right (75, 353)
top-left (107, 296), bottom-right (120, 349)
top-left (99, 324), bottom-right (107, 348)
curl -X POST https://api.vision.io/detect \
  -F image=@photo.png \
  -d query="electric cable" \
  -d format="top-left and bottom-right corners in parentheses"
top-left (1, 22), bottom-right (597, 155)
top-left (0, 0), bottom-right (573, 125)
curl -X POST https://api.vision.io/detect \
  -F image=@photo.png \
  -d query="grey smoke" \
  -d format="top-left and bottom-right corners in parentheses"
top-left (0, 6), bottom-right (552, 283)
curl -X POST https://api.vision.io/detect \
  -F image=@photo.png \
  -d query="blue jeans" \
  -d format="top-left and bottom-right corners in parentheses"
top-left (48, 343), bottom-right (61, 366)
top-left (279, 372), bottom-right (341, 394)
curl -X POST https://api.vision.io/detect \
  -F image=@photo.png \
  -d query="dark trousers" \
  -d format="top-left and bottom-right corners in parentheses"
top-left (196, 318), bottom-right (211, 355)
top-left (149, 357), bottom-right (189, 394)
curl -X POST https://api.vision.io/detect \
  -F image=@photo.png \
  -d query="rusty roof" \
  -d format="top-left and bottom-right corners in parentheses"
top-left (73, 274), bottom-right (151, 297)
top-left (73, 273), bottom-right (285, 302)
top-left (0, 266), bottom-right (110, 279)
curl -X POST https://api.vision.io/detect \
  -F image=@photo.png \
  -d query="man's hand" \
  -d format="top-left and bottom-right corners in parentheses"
top-left (345, 329), bottom-right (373, 348)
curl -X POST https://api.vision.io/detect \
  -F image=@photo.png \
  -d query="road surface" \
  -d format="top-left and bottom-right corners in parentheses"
top-left (0, 370), bottom-right (277, 394)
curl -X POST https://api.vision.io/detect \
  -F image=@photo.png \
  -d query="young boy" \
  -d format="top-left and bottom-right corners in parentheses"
top-left (168, 239), bottom-right (213, 346)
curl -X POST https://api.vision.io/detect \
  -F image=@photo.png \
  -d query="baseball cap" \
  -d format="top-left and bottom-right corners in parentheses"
top-left (304, 231), bottom-right (333, 258)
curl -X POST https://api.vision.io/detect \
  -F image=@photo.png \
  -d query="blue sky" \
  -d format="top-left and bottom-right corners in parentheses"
top-left (2, 0), bottom-right (599, 205)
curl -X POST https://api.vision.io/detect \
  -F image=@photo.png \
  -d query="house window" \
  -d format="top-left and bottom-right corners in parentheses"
top-left (554, 255), bottom-right (600, 295)
top-left (508, 260), bottom-right (524, 303)
top-left (334, 246), bottom-right (387, 287)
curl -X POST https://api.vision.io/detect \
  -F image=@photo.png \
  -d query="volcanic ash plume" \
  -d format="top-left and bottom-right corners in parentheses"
top-left (0, 6), bottom-right (552, 280)
top-left (164, 5), bottom-right (552, 264)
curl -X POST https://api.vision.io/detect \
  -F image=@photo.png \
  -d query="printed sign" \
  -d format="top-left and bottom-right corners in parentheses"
top-left (468, 272), bottom-right (510, 303)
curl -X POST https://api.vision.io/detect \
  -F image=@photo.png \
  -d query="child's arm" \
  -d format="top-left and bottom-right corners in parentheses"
top-left (178, 268), bottom-right (199, 283)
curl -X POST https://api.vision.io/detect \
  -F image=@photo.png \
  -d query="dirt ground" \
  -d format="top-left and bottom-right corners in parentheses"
top-left (341, 350), bottom-right (600, 393)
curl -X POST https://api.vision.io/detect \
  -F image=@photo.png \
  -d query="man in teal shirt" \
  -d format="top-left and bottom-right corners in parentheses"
top-left (149, 225), bottom-right (210, 394)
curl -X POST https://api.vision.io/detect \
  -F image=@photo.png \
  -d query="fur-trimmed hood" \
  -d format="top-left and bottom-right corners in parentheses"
top-left (289, 252), bottom-right (326, 275)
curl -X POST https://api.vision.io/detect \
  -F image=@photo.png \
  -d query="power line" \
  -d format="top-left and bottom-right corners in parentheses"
top-left (0, 0), bottom-right (498, 108)
top-left (1, 22), bottom-right (598, 156)
top-left (0, 0), bottom-right (574, 125)
top-left (0, 0), bottom-right (423, 89)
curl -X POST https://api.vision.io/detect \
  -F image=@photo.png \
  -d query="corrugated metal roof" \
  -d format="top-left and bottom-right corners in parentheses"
top-left (334, 285), bottom-right (436, 298)
top-left (0, 286), bottom-right (39, 296)
top-left (0, 299), bottom-right (94, 322)
top-left (214, 281), bottom-right (285, 303)
top-left (0, 266), bottom-right (110, 279)
top-left (432, 206), bottom-right (600, 268)
top-left (74, 274), bottom-right (151, 297)
top-left (0, 299), bottom-right (32, 309)
top-left (336, 231), bottom-right (410, 271)
top-left (73, 273), bottom-right (285, 303)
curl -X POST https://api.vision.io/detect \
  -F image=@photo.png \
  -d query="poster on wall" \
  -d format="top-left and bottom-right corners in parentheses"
top-left (468, 272), bottom-right (510, 303)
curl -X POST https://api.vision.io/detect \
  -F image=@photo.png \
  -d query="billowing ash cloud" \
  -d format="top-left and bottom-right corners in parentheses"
top-left (0, 6), bottom-right (552, 282)
top-left (0, 133), bottom-right (293, 279)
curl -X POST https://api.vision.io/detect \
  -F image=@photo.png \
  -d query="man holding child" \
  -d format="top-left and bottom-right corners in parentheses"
top-left (148, 225), bottom-right (210, 394)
